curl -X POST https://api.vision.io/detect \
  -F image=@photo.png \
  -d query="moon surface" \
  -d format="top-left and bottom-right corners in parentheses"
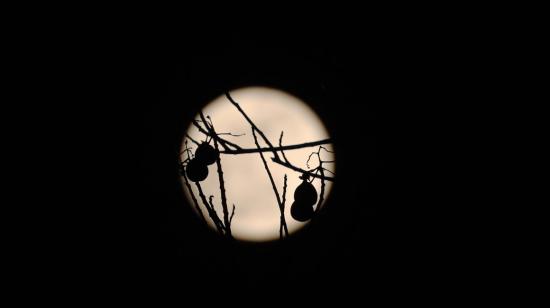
top-left (181, 87), bottom-right (335, 242)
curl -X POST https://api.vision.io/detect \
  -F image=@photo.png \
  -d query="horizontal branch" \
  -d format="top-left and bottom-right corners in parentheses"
top-left (220, 138), bottom-right (332, 155)
top-left (271, 157), bottom-right (335, 182)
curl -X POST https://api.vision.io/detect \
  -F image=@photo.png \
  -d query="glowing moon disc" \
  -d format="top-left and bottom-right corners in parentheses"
top-left (181, 87), bottom-right (335, 242)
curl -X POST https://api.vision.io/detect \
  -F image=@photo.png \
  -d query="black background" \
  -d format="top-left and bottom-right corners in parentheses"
top-left (127, 29), bottom-right (483, 298)
top-left (65, 21), bottom-right (501, 301)
top-left (8, 6), bottom-right (535, 304)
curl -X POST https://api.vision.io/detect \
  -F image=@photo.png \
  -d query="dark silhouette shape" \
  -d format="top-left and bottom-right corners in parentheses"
top-left (290, 173), bottom-right (318, 222)
top-left (186, 158), bottom-right (208, 182)
top-left (251, 128), bottom-right (289, 237)
top-left (195, 141), bottom-right (219, 165)
top-left (306, 145), bottom-right (334, 213)
top-left (290, 201), bottom-right (314, 222)
top-left (294, 173), bottom-right (318, 205)
top-left (180, 91), bottom-right (335, 239)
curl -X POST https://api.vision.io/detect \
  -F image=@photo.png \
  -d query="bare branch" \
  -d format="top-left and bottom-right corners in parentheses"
top-left (281, 174), bottom-right (289, 237)
top-left (319, 146), bottom-right (334, 153)
top-left (217, 132), bottom-right (246, 137)
top-left (220, 138), bottom-right (332, 155)
top-left (195, 182), bottom-right (225, 235)
top-left (199, 112), bottom-right (232, 152)
top-left (181, 165), bottom-right (206, 224)
top-left (315, 167), bottom-right (326, 213)
top-left (279, 131), bottom-right (289, 163)
top-left (271, 157), bottom-right (335, 182)
top-left (191, 119), bottom-right (241, 151)
top-left (185, 134), bottom-right (200, 146)
top-left (179, 147), bottom-right (194, 162)
top-left (202, 112), bottom-right (243, 150)
top-left (306, 151), bottom-right (317, 169)
top-left (212, 133), bottom-right (232, 238)
top-left (229, 204), bottom-right (236, 225)
top-left (251, 129), bottom-right (288, 237)
top-left (225, 92), bottom-right (280, 160)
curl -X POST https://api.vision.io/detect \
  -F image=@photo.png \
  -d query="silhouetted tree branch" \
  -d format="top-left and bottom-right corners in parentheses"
top-left (307, 145), bottom-right (331, 213)
top-left (278, 131), bottom-right (290, 163)
top-left (192, 95), bottom-right (334, 182)
top-left (316, 166), bottom-right (326, 214)
top-left (252, 129), bottom-right (288, 239)
top-left (185, 134), bottom-right (200, 146)
top-left (225, 92), bottom-right (280, 160)
top-left (191, 120), bottom-right (242, 151)
top-left (179, 141), bottom-right (206, 224)
top-left (208, 118), bottom-right (232, 238)
top-left (271, 157), bottom-right (335, 182)
top-left (219, 138), bottom-right (332, 155)
top-left (181, 164), bottom-right (207, 224)
top-left (195, 182), bottom-right (225, 235)
top-left (180, 91), bottom-right (335, 240)
top-left (280, 174), bottom-right (289, 238)
top-left (229, 204), bottom-right (236, 225)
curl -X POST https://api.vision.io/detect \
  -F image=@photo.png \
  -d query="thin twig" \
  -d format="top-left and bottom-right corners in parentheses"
top-left (316, 167), bottom-right (326, 213)
top-left (318, 146), bottom-right (334, 153)
top-left (279, 131), bottom-right (289, 163)
top-left (271, 157), bottom-right (335, 182)
top-left (195, 182), bottom-right (225, 235)
top-left (185, 134), bottom-right (200, 146)
top-left (220, 138), bottom-right (332, 155)
top-left (217, 132), bottom-right (245, 137)
top-left (281, 174), bottom-right (289, 237)
top-left (181, 164), bottom-right (207, 224)
top-left (212, 131), bottom-right (232, 238)
top-left (199, 112), bottom-right (234, 152)
top-left (307, 145), bottom-right (335, 168)
top-left (192, 120), bottom-right (241, 151)
top-left (229, 204), bottom-right (236, 225)
top-left (179, 143), bottom-right (206, 223)
top-left (251, 129), bottom-right (288, 237)
top-left (200, 114), bottom-right (243, 151)
top-left (225, 92), bottom-right (280, 160)
top-left (306, 152), bottom-right (317, 169)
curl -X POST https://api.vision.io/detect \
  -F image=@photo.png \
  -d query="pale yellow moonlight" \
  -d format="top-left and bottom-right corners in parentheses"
top-left (180, 87), bottom-right (335, 242)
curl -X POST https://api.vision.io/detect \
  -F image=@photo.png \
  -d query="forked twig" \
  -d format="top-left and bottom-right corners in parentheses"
top-left (195, 182), bottom-right (225, 235)
top-left (252, 129), bottom-right (288, 239)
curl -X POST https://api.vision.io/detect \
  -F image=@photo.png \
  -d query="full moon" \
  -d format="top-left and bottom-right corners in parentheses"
top-left (180, 87), bottom-right (335, 242)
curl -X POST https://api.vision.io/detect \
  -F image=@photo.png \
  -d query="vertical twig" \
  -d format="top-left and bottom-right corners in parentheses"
top-left (212, 135), bottom-right (232, 238)
top-left (202, 115), bottom-right (233, 238)
top-left (315, 167), bottom-right (326, 213)
top-left (181, 168), bottom-right (207, 224)
top-left (252, 129), bottom-right (288, 239)
top-left (229, 204), bottom-right (236, 225)
top-left (195, 182), bottom-right (225, 235)
top-left (180, 141), bottom-right (206, 223)
top-left (281, 174), bottom-right (289, 237)
top-left (226, 92), bottom-right (280, 160)
top-left (279, 131), bottom-right (290, 163)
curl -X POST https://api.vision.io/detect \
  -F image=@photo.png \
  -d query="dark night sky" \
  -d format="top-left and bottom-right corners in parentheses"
top-left (63, 20), bottom-right (503, 301)
top-left (128, 30), bottom-right (482, 296)
top-left (8, 4), bottom-right (534, 304)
